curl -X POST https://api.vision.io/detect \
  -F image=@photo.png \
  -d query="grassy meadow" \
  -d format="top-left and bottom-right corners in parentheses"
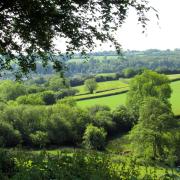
top-left (76, 77), bottom-right (180, 115)
top-left (74, 79), bottom-right (128, 95)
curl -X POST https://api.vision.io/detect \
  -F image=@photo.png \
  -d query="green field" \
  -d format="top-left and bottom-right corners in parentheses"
top-left (77, 93), bottom-right (127, 108)
top-left (167, 74), bottom-right (180, 80)
top-left (74, 79), bottom-right (128, 95)
top-left (170, 81), bottom-right (180, 115)
top-left (77, 80), bottom-right (180, 115)
top-left (74, 74), bottom-right (179, 96)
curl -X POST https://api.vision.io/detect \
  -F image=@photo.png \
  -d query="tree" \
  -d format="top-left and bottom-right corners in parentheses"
top-left (0, 121), bottom-right (22, 147)
top-left (84, 78), bottom-right (98, 94)
top-left (127, 70), bottom-right (171, 118)
top-left (122, 68), bottom-right (136, 78)
top-left (47, 75), bottom-right (70, 91)
top-left (112, 105), bottom-right (135, 132)
top-left (0, 80), bottom-right (27, 101)
top-left (0, 0), bottom-right (155, 77)
top-left (83, 124), bottom-right (107, 150)
top-left (129, 97), bottom-right (177, 161)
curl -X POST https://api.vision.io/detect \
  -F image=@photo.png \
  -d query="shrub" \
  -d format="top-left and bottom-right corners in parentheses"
top-left (1, 105), bottom-right (47, 146)
top-left (30, 131), bottom-right (49, 148)
top-left (88, 104), bottom-right (110, 115)
top-left (93, 111), bottom-right (115, 134)
top-left (0, 121), bottom-right (21, 147)
top-left (41, 91), bottom-right (56, 105)
top-left (46, 114), bottom-right (72, 145)
top-left (112, 105), bottom-right (135, 132)
top-left (55, 88), bottom-right (78, 100)
top-left (83, 124), bottom-right (107, 150)
top-left (16, 94), bottom-right (44, 105)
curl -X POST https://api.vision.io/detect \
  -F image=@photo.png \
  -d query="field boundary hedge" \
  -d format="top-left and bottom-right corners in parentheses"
top-left (76, 90), bottom-right (128, 101)
top-left (75, 79), bottom-right (180, 101)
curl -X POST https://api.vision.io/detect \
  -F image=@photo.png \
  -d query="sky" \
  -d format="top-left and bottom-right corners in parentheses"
top-left (56, 0), bottom-right (180, 52)
top-left (115, 0), bottom-right (180, 51)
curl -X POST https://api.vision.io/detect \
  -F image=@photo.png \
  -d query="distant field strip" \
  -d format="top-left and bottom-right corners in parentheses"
top-left (74, 80), bottom-right (129, 95)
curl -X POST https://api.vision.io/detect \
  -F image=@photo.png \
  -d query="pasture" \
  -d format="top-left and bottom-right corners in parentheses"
top-left (74, 79), bottom-right (128, 95)
top-left (77, 80), bottom-right (180, 115)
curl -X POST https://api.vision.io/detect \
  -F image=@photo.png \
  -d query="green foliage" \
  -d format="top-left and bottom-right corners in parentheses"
top-left (0, 149), bottom-right (179, 179)
top-left (129, 97), bottom-right (177, 162)
top-left (88, 104), bottom-right (111, 114)
top-left (41, 91), bottom-right (56, 105)
top-left (93, 111), bottom-right (115, 134)
top-left (112, 105), bottom-right (135, 131)
top-left (123, 68), bottom-right (137, 78)
top-left (127, 70), bottom-right (171, 117)
top-left (0, 121), bottom-right (21, 147)
top-left (46, 114), bottom-right (72, 145)
top-left (84, 78), bottom-right (98, 94)
top-left (83, 124), bottom-right (107, 150)
top-left (67, 50), bottom-right (180, 77)
top-left (1, 105), bottom-right (47, 145)
top-left (30, 131), bottom-right (49, 148)
top-left (16, 94), bottom-right (45, 105)
top-left (47, 75), bottom-right (70, 91)
top-left (0, 1), bottom-right (153, 76)
top-left (0, 80), bottom-right (27, 101)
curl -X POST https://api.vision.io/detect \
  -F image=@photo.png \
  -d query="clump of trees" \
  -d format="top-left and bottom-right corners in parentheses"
top-left (127, 70), bottom-right (180, 163)
top-left (0, 100), bottom-right (133, 149)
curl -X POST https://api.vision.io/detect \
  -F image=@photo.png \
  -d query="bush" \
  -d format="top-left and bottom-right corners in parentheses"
top-left (41, 91), bottom-right (56, 105)
top-left (88, 104), bottom-right (110, 115)
top-left (93, 111), bottom-right (115, 134)
top-left (46, 114), bottom-right (72, 145)
top-left (55, 88), bottom-right (78, 100)
top-left (30, 131), bottom-right (49, 148)
top-left (1, 105), bottom-right (47, 146)
top-left (16, 94), bottom-right (44, 105)
top-left (83, 124), bottom-right (107, 150)
top-left (112, 105), bottom-right (135, 132)
top-left (0, 121), bottom-right (22, 147)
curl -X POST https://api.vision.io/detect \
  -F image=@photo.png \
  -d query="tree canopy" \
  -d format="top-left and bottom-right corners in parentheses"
top-left (0, 0), bottom-right (155, 77)
top-left (127, 70), bottom-right (171, 117)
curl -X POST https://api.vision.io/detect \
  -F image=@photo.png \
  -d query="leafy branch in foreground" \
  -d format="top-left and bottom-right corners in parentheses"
top-left (0, 0), bottom-right (157, 77)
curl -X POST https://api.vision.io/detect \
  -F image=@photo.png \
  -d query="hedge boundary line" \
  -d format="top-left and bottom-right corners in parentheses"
top-left (76, 79), bottom-right (180, 102)
top-left (170, 78), bottom-right (180, 82)
top-left (76, 90), bottom-right (128, 101)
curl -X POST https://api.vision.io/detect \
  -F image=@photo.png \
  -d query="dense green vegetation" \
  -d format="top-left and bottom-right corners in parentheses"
top-left (0, 63), bottom-right (180, 179)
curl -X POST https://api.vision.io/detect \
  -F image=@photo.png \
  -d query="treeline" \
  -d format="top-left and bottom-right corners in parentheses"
top-left (2, 49), bottom-right (180, 79)
top-left (0, 99), bottom-right (134, 149)
top-left (67, 49), bottom-right (180, 76)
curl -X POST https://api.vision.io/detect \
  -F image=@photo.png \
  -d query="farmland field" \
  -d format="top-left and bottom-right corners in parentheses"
top-left (77, 80), bottom-right (180, 115)
top-left (170, 80), bottom-right (180, 115)
top-left (74, 79), bottom-right (128, 95)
